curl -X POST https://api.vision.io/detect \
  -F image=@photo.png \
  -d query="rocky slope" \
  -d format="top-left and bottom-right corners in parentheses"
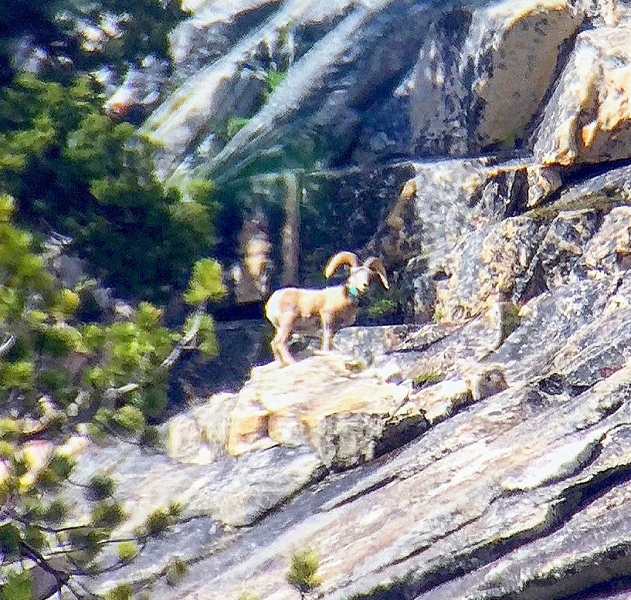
top-left (69, 254), bottom-right (631, 599)
top-left (65, 0), bottom-right (631, 598)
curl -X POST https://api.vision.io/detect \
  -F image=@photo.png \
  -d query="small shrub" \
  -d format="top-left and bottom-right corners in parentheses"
top-left (53, 288), bottom-right (80, 318)
top-left (36, 454), bottom-right (75, 489)
top-left (183, 258), bottom-right (226, 305)
top-left (0, 524), bottom-right (21, 556)
top-left (142, 386), bottom-right (169, 420)
top-left (112, 405), bottom-right (145, 433)
top-left (22, 526), bottom-right (46, 552)
top-left (225, 117), bottom-right (251, 140)
top-left (266, 69), bottom-right (287, 96)
top-left (43, 499), bottom-right (68, 524)
top-left (67, 527), bottom-right (108, 556)
top-left (87, 474), bottom-right (115, 501)
top-left (145, 510), bottom-right (169, 536)
top-left (140, 505), bottom-right (177, 537)
top-left (91, 500), bottom-right (126, 528)
top-left (165, 555), bottom-right (187, 586)
top-left (139, 425), bottom-right (162, 449)
top-left (0, 360), bottom-right (34, 390)
top-left (432, 305), bottom-right (447, 323)
top-left (0, 418), bottom-right (21, 441)
top-left (117, 541), bottom-right (139, 563)
top-left (2, 570), bottom-right (33, 600)
top-left (105, 582), bottom-right (132, 600)
top-left (167, 501), bottom-right (182, 518)
top-left (413, 371), bottom-right (445, 389)
top-left (287, 547), bottom-right (322, 592)
top-left (367, 298), bottom-right (398, 320)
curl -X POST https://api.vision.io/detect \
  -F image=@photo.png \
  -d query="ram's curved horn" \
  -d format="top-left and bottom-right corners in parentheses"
top-left (364, 256), bottom-right (389, 289)
top-left (324, 251), bottom-right (359, 278)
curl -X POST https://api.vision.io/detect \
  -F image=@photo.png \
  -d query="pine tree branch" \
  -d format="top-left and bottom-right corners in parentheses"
top-left (0, 335), bottom-right (16, 359)
top-left (159, 301), bottom-right (207, 371)
top-left (101, 301), bottom-right (207, 404)
top-left (17, 541), bottom-right (79, 600)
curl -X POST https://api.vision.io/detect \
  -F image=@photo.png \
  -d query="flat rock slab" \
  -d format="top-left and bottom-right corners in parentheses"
top-left (227, 354), bottom-right (419, 469)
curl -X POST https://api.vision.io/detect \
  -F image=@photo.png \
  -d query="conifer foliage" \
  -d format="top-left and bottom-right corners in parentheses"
top-left (0, 1), bottom-right (228, 595)
top-left (0, 194), bottom-right (225, 598)
top-left (0, 72), bottom-right (216, 301)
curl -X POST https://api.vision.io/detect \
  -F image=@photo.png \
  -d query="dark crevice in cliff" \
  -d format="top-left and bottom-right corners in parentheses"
top-left (561, 572), bottom-right (631, 600)
top-left (517, 544), bottom-right (631, 600)
top-left (212, 302), bottom-right (265, 322)
top-left (553, 440), bottom-right (631, 519)
top-left (563, 157), bottom-right (631, 189)
top-left (320, 473), bottom-right (400, 512)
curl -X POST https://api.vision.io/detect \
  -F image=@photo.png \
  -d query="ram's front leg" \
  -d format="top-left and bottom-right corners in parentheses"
top-left (320, 314), bottom-right (333, 352)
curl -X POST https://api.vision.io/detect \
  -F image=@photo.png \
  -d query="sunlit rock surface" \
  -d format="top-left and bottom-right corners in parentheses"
top-left (75, 1), bottom-right (631, 599)
top-left (142, 0), bottom-right (361, 179)
top-left (225, 354), bottom-right (425, 468)
top-left (532, 24), bottom-right (631, 166)
top-left (79, 263), bottom-right (631, 598)
top-left (68, 260), bottom-right (631, 599)
top-left (391, 163), bottom-right (631, 321)
top-left (140, 0), bottom-right (595, 182)
top-left (409, 0), bottom-right (582, 157)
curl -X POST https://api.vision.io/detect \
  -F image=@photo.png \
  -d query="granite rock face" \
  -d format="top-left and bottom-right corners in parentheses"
top-left (76, 266), bottom-right (631, 600)
top-left (383, 162), bottom-right (631, 322)
top-left (125, 0), bottom-right (617, 183)
top-left (532, 24), bottom-right (631, 166)
top-left (409, 0), bottom-right (582, 157)
top-left (70, 1), bottom-right (631, 599)
top-left (105, 0), bottom-right (631, 294)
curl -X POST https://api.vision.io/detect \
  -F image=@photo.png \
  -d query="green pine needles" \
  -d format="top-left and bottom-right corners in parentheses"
top-left (0, 194), bottom-right (224, 597)
top-left (0, 73), bottom-right (216, 301)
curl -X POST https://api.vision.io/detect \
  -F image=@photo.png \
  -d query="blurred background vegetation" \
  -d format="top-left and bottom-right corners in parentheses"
top-left (0, 2), bottom-right (229, 597)
top-left (0, 0), bottom-right (217, 302)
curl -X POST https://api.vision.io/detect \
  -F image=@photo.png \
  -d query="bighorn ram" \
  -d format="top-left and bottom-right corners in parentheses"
top-left (265, 251), bottom-right (389, 365)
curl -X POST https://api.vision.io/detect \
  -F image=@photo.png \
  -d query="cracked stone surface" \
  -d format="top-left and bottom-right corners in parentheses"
top-left (72, 267), bottom-right (631, 600)
top-left (57, 2), bottom-right (631, 598)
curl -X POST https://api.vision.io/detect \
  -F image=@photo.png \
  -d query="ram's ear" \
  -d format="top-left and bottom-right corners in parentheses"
top-left (324, 251), bottom-right (359, 278)
top-left (364, 257), bottom-right (389, 289)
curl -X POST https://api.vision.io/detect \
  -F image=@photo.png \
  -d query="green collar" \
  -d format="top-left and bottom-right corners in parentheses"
top-left (347, 284), bottom-right (360, 298)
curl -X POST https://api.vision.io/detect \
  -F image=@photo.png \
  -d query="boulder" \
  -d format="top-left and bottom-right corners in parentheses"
top-left (410, 0), bottom-right (582, 157)
top-left (169, 0), bottom-right (285, 80)
top-left (532, 25), bottom-right (631, 166)
top-left (584, 205), bottom-right (631, 276)
top-left (142, 0), bottom-right (365, 179)
top-left (128, 353), bottom-right (631, 600)
top-left (166, 392), bottom-right (237, 463)
top-left (225, 354), bottom-right (418, 469)
top-left (333, 324), bottom-right (416, 366)
top-left (369, 157), bottom-right (534, 271)
top-left (395, 162), bottom-right (631, 323)
top-left (434, 215), bottom-right (546, 320)
top-left (64, 436), bottom-right (324, 535)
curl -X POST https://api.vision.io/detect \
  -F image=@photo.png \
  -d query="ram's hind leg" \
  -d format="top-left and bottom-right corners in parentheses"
top-left (271, 317), bottom-right (296, 366)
